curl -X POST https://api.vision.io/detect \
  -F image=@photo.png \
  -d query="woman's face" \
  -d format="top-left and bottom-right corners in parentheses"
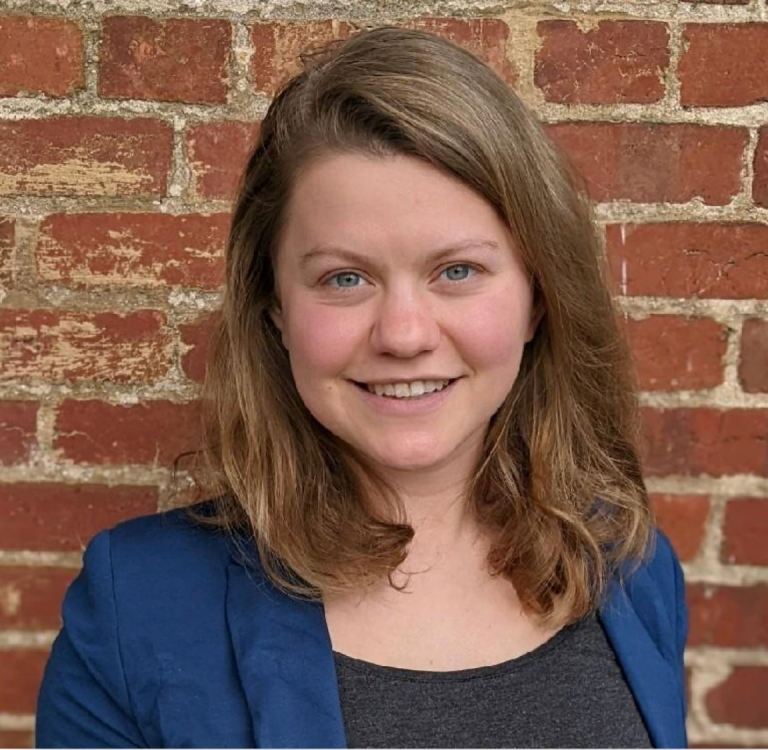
top-left (272, 152), bottom-right (539, 478)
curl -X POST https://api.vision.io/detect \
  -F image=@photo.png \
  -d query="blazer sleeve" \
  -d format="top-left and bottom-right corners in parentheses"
top-left (36, 530), bottom-right (146, 748)
top-left (670, 532), bottom-right (689, 714)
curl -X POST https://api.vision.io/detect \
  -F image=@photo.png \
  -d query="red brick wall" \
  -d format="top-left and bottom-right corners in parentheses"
top-left (0, 2), bottom-right (766, 747)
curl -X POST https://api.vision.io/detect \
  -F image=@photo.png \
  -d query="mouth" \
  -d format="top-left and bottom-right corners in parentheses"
top-left (349, 378), bottom-right (459, 401)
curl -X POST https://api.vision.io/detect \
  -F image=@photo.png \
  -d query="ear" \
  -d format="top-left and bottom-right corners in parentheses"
top-left (268, 301), bottom-right (289, 349)
top-left (525, 293), bottom-right (545, 343)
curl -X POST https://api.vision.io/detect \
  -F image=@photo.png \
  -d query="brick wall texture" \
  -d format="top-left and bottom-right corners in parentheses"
top-left (0, 0), bottom-right (766, 746)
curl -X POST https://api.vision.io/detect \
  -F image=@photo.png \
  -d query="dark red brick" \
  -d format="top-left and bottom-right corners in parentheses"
top-left (722, 497), bottom-right (768, 566)
top-left (0, 216), bottom-right (14, 287)
top-left (650, 493), bottom-right (710, 561)
top-left (54, 399), bottom-right (201, 466)
top-left (0, 567), bottom-right (77, 628)
top-left (755, 126), bottom-right (768, 208)
top-left (680, 24), bottom-right (768, 107)
top-left (706, 667), bottom-right (768, 729)
top-left (0, 482), bottom-right (157, 551)
top-left (0, 309), bottom-right (171, 384)
top-left (0, 648), bottom-right (49, 713)
top-left (0, 16), bottom-right (84, 97)
top-left (536, 20), bottom-right (668, 104)
top-left (606, 223), bottom-right (768, 299)
top-left (0, 730), bottom-right (33, 749)
top-left (626, 316), bottom-right (726, 390)
top-left (640, 408), bottom-right (768, 477)
top-left (179, 311), bottom-right (219, 383)
top-left (100, 16), bottom-right (231, 104)
top-left (37, 213), bottom-right (228, 289)
top-left (739, 318), bottom-right (768, 393)
top-left (0, 117), bottom-right (172, 197)
top-left (688, 583), bottom-right (768, 647)
top-left (0, 401), bottom-right (37, 465)
top-left (548, 123), bottom-right (747, 205)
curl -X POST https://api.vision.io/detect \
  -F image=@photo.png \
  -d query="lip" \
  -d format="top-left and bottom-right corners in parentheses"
top-left (349, 378), bottom-right (460, 416)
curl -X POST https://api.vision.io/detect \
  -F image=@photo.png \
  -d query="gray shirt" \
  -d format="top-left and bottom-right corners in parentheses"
top-left (332, 611), bottom-right (652, 748)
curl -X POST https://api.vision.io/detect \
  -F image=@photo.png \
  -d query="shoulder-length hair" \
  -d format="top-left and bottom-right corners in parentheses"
top-left (188, 25), bottom-right (652, 627)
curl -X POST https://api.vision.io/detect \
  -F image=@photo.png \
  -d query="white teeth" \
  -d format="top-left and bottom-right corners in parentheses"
top-left (367, 379), bottom-right (452, 398)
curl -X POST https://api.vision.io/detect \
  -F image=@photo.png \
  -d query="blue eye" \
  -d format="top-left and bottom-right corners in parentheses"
top-left (327, 271), bottom-right (364, 288)
top-left (442, 264), bottom-right (475, 281)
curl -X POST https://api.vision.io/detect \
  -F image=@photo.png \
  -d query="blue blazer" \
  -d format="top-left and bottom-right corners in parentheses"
top-left (36, 506), bottom-right (688, 748)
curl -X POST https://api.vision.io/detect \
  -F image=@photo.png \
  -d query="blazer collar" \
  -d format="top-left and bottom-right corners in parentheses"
top-left (225, 556), bottom-right (684, 749)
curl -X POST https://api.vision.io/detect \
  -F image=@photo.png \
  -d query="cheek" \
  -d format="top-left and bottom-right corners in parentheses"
top-left (284, 300), bottom-right (362, 381)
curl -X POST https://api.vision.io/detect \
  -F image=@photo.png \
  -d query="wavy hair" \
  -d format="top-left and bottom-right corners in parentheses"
top-left (187, 25), bottom-right (652, 627)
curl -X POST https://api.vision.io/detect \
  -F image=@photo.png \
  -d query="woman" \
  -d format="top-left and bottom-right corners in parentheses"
top-left (36, 26), bottom-right (687, 748)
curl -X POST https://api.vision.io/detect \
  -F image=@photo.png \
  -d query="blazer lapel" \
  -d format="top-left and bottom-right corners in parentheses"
top-left (599, 579), bottom-right (687, 749)
top-left (225, 559), bottom-right (348, 748)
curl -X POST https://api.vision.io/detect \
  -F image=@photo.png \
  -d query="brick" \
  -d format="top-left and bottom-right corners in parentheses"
top-left (0, 309), bottom-right (171, 384)
top-left (179, 311), bottom-right (219, 383)
top-left (547, 123), bottom-right (747, 205)
top-left (0, 648), bottom-right (49, 713)
top-left (0, 567), bottom-right (77, 628)
top-left (0, 117), bottom-right (172, 197)
top-left (100, 16), bottom-right (230, 104)
top-left (0, 16), bottom-right (84, 97)
top-left (250, 18), bottom-right (514, 97)
top-left (37, 213), bottom-right (228, 289)
top-left (54, 399), bottom-right (201, 466)
top-left (186, 121), bottom-right (260, 200)
top-left (535, 21), bottom-right (668, 104)
top-left (0, 401), bottom-right (37, 465)
top-left (739, 318), bottom-right (768, 393)
top-left (755, 126), bottom-right (768, 209)
top-left (0, 482), bottom-right (157, 551)
top-left (650, 493), bottom-right (709, 561)
top-left (605, 223), bottom-right (768, 299)
top-left (721, 497), bottom-right (768, 565)
top-left (0, 731), bottom-right (33, 749)
top-left (706, 667), bottom-right (768, 729)
top-left (640, 408), bottom-right (768, 477)
top-left (687, 583), bottom-right (768, 647)
top-left (625, 316), bottom-right (726, 391)
top-left (680, 24), bottom-right (768, 107)
top-left (0, 216), bottom-right (14, 287)
top-left (406, 18), bottom-right (515, 84)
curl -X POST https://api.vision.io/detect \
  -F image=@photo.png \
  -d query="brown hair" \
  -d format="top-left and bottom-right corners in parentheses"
top-left (188, 25), bottom-right (652, 627)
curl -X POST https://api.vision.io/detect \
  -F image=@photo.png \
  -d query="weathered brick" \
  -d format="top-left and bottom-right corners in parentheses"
top-left (721, 497), bottom-right (768, 566)
top-left (179, 311), bottom-right (219, 383)
top-left (625, 316), bottom-right (726, 391)
top-left (55, 399), bottom-right (201, 466)
top-left (680, 24), bottom-right (768, 107)
top-left (0, 117), bottom-right (172, 197)
top-left (706, 667), bottom-right (768, 729)
top-left (739, 318), bottom-right (768, 393)
top-left (687, 583), bottom-right (768, 647)
top-left (0, 730), bottom-right (33, 749)
top-left (251, 20), bottom-right (355, 96)
top-left (0, 309), bottom-right (171, 384)
top-left (0, 567), bottom-right (77, 629)
top-left (0, 216), bottom-right (14, 287)
top-left (535, 21), bottom-right (668, 104)
top-left (640, 408), bottom-right (768, 477)
top-left (0, 16), bottom-right (84, 97)
top-left (547, 123), bottom-right (747, 205)
top-left (650, 493), bottom-right (709, 562)
top-left (0, 482), bottom-right (157, 551)
top-left (186, 121), bottom-right (260, 200)
top-left (37, 213), bottom-right (228, 289)
top-left (100, 16), bottom-right (231, 104)
top-left (250, 18), bottom-right (514, 97)
top-left (0, 401), bottom-right (37, 465)
top-left (0, 648), bottom-right (49, 713)
top-left (755, 126), bottom-right (768, 209)
top-left (605, 223), bottom-right (768, 299)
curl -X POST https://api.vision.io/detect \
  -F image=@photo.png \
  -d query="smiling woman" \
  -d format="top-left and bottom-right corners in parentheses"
top-left (36, 26), bottom-right (687, 749)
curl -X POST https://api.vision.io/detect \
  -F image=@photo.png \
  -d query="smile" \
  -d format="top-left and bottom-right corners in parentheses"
top-left (363, 379), bottom-right (454, 399)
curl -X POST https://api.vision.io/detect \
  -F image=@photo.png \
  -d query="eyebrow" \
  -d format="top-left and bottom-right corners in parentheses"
top-left (298, 239), bottom-right (501, 269)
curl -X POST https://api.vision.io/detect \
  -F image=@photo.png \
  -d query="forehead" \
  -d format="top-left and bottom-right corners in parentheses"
top-left (277, 152), bottom-right (516, 265)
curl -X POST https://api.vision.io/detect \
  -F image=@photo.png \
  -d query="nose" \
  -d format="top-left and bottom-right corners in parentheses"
top-left (370, 286), bottom-right (441, 358)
